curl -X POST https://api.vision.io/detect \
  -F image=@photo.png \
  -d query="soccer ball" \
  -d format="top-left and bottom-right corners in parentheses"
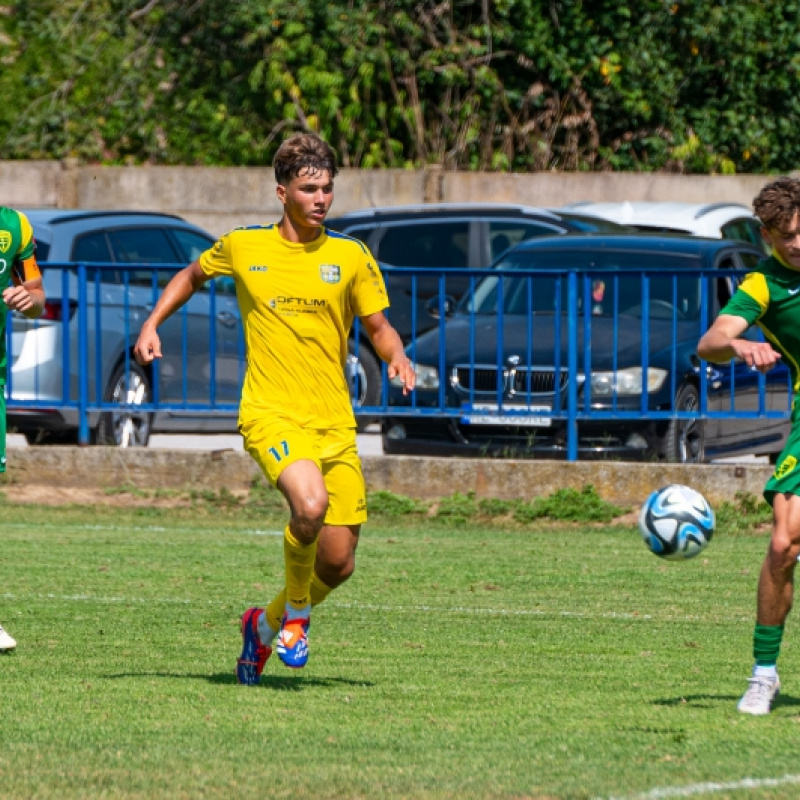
top-left (638, 484), bottom-right (715, 561)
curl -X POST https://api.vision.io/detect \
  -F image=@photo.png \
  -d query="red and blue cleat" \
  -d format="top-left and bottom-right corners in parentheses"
top-left (237, 607), bottom-right (271, 685)
top-left (276, 613), bottom-right (310, 669)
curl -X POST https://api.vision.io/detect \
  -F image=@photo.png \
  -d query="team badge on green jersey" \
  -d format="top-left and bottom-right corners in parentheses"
top-left (0, 231), bottom-right (10, 253)
top-left (319, 264), bottom-right (341, 284)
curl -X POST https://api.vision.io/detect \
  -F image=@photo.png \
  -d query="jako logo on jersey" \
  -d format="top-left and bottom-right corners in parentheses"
top-left (249, 265), bottom-right (269, 272)
top-left (319, 264), bottom-right (341, 284)
top-left (270, 296), bottom-right (327, 308)
top-left (0, 231), bottom-right (11, 253)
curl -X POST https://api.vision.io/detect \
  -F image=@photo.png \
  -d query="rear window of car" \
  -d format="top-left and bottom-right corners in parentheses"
top-left (375, 221), bottom-right (470, 267)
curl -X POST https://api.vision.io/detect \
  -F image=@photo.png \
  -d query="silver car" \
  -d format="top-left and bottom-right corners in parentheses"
top-left (8, 210), bottom-right (242, 446)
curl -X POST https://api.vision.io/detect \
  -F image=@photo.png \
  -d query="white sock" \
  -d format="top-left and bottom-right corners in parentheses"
top-left (256, 610), bottom-right (277, 644)
top-left (753, 664), bottom-right (778, 680)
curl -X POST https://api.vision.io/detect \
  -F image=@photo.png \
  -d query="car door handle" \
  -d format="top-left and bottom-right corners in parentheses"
top-left (216, 311), bottom-right (238, 328)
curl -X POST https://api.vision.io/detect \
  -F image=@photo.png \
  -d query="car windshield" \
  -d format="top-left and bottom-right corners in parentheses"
top-left (467, 249), bottom-right (704, 320)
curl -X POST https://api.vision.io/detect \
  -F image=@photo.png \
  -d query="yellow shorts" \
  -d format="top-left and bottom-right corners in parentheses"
top-left (241, 418), bottom-right (368, 526)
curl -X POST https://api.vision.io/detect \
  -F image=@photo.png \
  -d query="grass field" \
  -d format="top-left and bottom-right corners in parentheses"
top-left (0, 486), bottom-right (798, 799)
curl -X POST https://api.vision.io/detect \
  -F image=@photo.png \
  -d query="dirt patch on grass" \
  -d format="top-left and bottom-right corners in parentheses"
top-left (2, 484), bottom-right (249, 507)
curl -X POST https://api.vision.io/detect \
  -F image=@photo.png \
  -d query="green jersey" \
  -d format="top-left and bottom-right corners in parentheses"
top-left (0, 207), bottom-right (36, 383)
top-left (721, 253), bottom-right (800, 392)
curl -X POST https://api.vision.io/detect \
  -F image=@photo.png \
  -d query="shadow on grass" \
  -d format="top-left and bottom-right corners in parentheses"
top-left (652, 693), bottom-right (800, 709)
top-left (105, 671), bottom-right (374, 690)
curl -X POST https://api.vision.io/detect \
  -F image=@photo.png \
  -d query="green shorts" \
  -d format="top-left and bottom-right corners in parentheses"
top-left (765, 401), bottom-right (800, 506)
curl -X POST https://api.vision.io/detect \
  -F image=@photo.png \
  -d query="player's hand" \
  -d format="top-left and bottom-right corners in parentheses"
top-left (134, 326), bottom-right (162, 365)
top-left (2, 285), bottom-right (36, 314)
top-left (731, 339), bottom-right (782, 373)
top-left (387, 356), bottom-right (416, 395)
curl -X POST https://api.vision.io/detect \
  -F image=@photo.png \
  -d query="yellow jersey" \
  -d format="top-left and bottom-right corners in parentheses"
top-left (198, 224), bottom-right (389, 429)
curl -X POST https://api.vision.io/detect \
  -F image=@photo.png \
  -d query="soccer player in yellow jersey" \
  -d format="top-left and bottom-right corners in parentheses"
top-left (134, 134), bottom-right (415, 680)
top-left (0, 206), bottom-right (46, 652)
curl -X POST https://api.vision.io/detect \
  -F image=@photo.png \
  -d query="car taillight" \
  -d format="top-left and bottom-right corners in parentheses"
top-left (40, 300), bottom-right (78, 321)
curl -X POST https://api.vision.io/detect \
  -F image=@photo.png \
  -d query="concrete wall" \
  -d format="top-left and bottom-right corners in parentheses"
top-left (2, 447), bottom-right (772, 509)
top-left (0, 159), bottom-right (779, 238)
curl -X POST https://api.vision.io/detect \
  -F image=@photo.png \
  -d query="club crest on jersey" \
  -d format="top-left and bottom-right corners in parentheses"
top-left (0, 231), bottom-right (11, 253)
top-left (319, 264), bottom-right (341, 284)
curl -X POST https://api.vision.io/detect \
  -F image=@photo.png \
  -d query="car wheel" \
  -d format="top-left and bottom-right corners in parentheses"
top-left (663, 383), bottom-right (704, 463)
top-left (96, 360), bottom-right (153, 447)
top-left (346, 341), bottom-right (382, 432)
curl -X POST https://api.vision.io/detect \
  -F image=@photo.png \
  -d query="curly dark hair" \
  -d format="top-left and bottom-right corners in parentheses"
top-left (753, 177), bottom-right (800, 230)
top-left (273, 133), bottom-right (338, 186)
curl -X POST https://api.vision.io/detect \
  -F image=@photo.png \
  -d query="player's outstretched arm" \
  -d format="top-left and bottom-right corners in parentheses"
top-left (697, 313), bottom-right (781, 374)
top-left (359, 311), bottom-right (416, 395)
top-left (134, 261), bottom-right (211, 365)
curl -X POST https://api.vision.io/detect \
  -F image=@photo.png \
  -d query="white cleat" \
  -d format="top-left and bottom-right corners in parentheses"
top-left (737, 675), bottom-right (780, 715)
top-left (0, 625), bottom-right (17, 651)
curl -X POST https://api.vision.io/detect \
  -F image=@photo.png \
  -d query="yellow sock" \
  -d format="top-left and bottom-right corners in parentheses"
top-left (266, 571), bottom-right (334, 632)
top-left (310, 571), bottom-right (333, 605)
top-left (284, 525), bottom-right (317, 611)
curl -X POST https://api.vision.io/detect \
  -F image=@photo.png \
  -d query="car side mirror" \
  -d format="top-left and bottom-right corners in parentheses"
top-left (425, 294), bottom-right (456, 320)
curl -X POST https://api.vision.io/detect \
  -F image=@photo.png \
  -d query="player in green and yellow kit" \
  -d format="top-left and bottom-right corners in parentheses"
top-left (134, 134), bottom-right (415, 679)
top-left (698, 177), bottom-right (800, 714)
top-left (0, 207), bottom-right (46, 651)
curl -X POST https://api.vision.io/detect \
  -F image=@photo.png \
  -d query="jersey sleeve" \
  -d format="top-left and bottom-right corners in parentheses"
top-left (720, 272), bottom-right (768, 326)
top-left (198, 230), bottom-right (235, 277)
top-left (16, 211), bottom-right (35, 262)
top-left (351, 245), bottom-right (389, 317)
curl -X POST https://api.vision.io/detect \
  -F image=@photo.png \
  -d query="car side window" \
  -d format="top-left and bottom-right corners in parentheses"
top-left (106, 228), bottom-right (183, 287)
top-left (72, 232), bottom-right (122, 283)
top-left (107, 228), bottom-right (180, 264)
top-left (171, 228), bottom-right (215, 262)
top-left (72, 232), bottom-right (113, 263)
top-left (375, 221), bottom-right (469, 267)
top-left (721, 218), bottom-right (768, 254)
top-left (488, 222), bottom-right (563, 261)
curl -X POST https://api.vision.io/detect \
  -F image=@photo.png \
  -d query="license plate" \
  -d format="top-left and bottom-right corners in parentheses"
top-left (460, 403), bottom-right (552, 427)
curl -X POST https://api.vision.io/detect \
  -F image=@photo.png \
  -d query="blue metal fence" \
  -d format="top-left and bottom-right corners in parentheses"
top-left (6, 262), bottom-right (793, 460)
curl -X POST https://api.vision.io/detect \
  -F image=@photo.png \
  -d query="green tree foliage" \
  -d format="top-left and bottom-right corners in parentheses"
top-left (1, 0), bottom-right (798, 172)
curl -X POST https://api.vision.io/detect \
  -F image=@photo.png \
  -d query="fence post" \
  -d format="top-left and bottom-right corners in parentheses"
top-left (77, 262), bottom-right (90, 445)
top-left (567, 271), bottom-right (578, 461)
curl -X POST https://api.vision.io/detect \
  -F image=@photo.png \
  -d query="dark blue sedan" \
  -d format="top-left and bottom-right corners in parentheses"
top-left (382, 235), bottom-right (791, 462)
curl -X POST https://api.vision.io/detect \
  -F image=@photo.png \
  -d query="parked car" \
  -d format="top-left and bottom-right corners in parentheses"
top-left (326, 203), bottom-right (629, 414)
top-left (381, 234), bottom-right (790, 462)
top-left (8, 209), bottom-right (241, 447)
top-left (561, 201), bottom-right (768, 253)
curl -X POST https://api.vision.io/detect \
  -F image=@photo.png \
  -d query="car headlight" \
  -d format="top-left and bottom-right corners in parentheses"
top-left (590, 367), bottom-right (668, 396)
top-left (390, 362), bottom-right (440, 390)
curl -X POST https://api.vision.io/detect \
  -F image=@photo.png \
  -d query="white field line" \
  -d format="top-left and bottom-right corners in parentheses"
top-left (0, 593), bottom-right (750, 623)
top-left (601, 773), bottom-right (800, 799)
